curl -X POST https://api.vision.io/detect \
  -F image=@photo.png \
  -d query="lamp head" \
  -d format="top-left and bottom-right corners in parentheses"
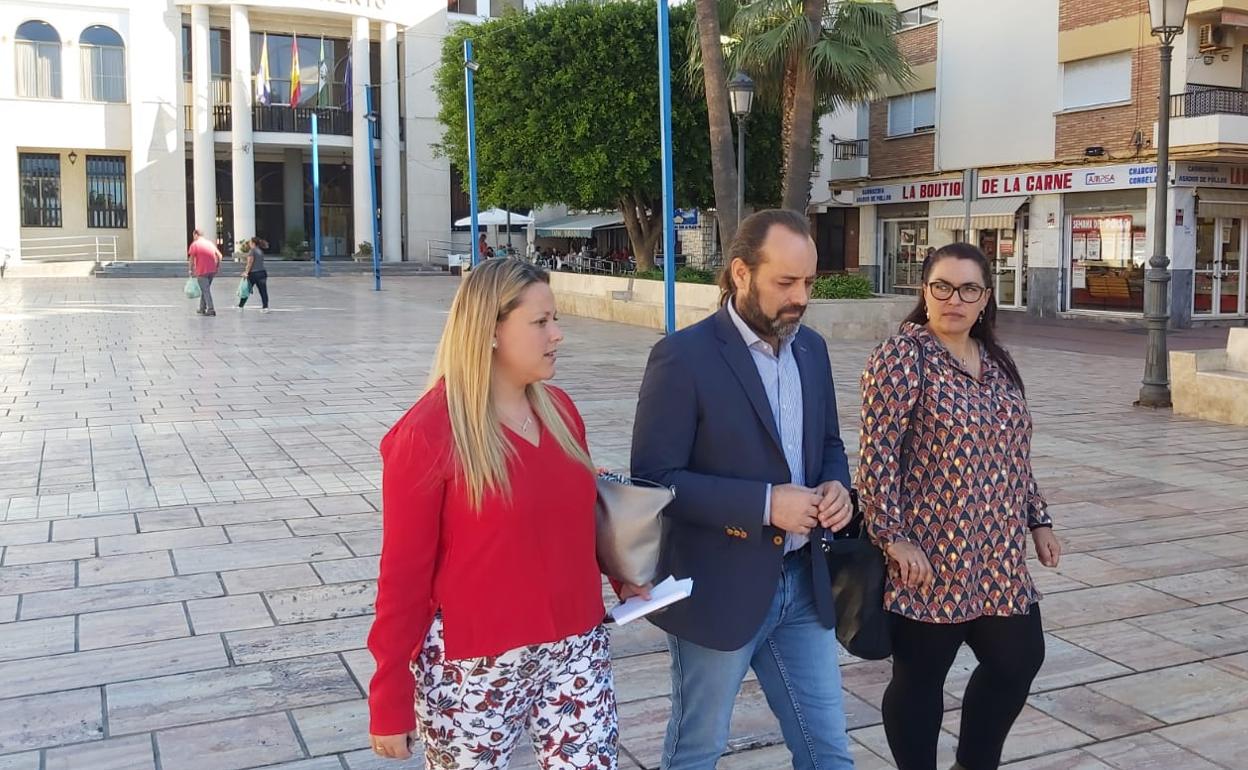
top-left (728, 71), bottom-right (755, 118)
top-left (1148, 0), bottom-right (1189, 36)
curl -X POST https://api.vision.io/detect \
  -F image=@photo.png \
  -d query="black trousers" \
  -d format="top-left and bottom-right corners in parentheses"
top-left (882, 605), bottom-right (1045, 770)
top-left (239, 270), bottom-right (269, 308)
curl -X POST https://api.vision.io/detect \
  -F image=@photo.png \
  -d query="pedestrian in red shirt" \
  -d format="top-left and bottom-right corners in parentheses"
top-left (367, 258), bottom-right (633, 768)
top-left (186, 229), bottom-right (222, 316)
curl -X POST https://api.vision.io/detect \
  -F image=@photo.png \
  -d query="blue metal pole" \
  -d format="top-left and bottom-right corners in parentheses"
top-left (465, 38), bottom-right (481, 266)
top-left (657, 0), bottom-right (677, 334)
top-left (366, 87), bottom-right (381, 291)
top-left (311, 112), bottom-right (322, 279)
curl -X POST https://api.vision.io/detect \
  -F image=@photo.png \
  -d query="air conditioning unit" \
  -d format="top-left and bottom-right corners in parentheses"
top-left (1199, 23), bottom-right (1227, 52)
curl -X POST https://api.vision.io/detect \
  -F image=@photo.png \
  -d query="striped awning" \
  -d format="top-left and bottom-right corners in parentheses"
top-left (534, 212), bottom-right (625, 237)
top-left (930, 197), bottom-right (1027, 231)
top-left (1196, 188), bottom-right (1248, 219)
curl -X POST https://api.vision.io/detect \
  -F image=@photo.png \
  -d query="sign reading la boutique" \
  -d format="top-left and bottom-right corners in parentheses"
top-left (978, 163), bottom-right (1158, 198)
top-left (853, 179), bottom-right (963, 205)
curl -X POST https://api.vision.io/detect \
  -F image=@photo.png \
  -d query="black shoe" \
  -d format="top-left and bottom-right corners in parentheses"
top-left (196, 309), bottom-right (205, 315)
top-left (205, 310), bottom-right (216, 316)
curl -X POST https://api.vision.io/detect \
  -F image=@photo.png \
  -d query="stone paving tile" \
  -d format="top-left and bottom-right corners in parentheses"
top-left (0, 595), bottom-right (16, 623)
top-left (1040, 584), bottom-right (1194, 630)
top-left (1156, 707), bottom-right (1248, 769)
top-left (96, 526), bottom-right (228, 557)
top-left (1002, 750), bottom-right (1116, 770)
top-left (172, 534), bottom-right (353, 574)
top-left (78, 602), bottom-right (190, 650)
top-left (43, 734), bottom-right (156, 770)
top-left (0, 561), bottom-right (78, 596)
top-left (196, 498), bottom-right (320, 527)
top-left (0, 616), bottom-right (76, 661)
top-left (287, 512), bottom-right (381, 536)
top-left (1088, 661), bottom-right (1248, 724)
top-left (187, 594), bottom-right (275, 633)
top-left (0, 688), bottom-right (103, 754)
top-left (224, 520), bottom-right (295, 542)
top-left (50, 513), bottom-right (136, 541)
top-left (1083, 732), bottom-right (1225, 769)
top-left (135, 506), bottom-right (202, 532)
top-left (265, 580), bottom-right (376, 624)
top-left (1128, 603), bottom-right (1248, 657)
top-left (19, 573), bottom-right (223, 619)
top-left (0, 752), bottom-right (40, 770)
top-left (292, 697), bottom-right (370, 756)
top-left (941, 706), bottom-right (1094, 764)
top-left (1028, 686), bottom-right (1164, 740)
top-left (107, 653), bottom-right (360, 735)
top-left (0, 522), bottom-right (49, 547)
top-left (221, 562), bottom-right (323, 594)
top-left (0, 634), bottom-right (227, 699)
top-left (225, 615), bottom-right (375, 664)
top-left (154, 711), bottom-right (304, 770)
top-left (1, 538), bottom-right (96, 566)
top-left (76, 550), bottom-right (174, 586)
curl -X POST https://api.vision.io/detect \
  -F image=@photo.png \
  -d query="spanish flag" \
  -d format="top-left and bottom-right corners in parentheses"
top-left (289, 33), bottom-right (301, 106)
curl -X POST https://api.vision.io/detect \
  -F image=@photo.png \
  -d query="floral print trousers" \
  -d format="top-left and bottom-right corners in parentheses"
top-left (413, 616), bottom-right (618, 769)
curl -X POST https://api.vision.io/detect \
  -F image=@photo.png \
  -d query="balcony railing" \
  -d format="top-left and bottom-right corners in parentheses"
top-left (830, 138), bottom-right (868, 161)
top-left (183, 105), bottom-right (356, 136)
top-left (1171, 86), bottom-right (1248, 118)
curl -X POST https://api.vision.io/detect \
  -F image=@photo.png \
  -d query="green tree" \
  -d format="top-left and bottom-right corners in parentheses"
top-left (434, 0), bottom-right (783, 270)
top-left (724, 0), bottom-right (910, 211)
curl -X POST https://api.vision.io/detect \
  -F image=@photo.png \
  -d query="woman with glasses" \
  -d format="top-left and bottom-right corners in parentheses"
top-left (857, 242), bottom-right (1062, 770)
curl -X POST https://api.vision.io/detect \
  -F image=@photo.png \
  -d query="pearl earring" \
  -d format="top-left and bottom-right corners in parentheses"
top-left (491, 340), bottom-right (498, 349)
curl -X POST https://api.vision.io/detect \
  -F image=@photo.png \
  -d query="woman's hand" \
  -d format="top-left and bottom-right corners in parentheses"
top-left (885, 541), bottom-right (935, 590)
top-left (369, 731), bottom-right (416, 760)
top-left (1032, 527), bottom-right (1062, 568)
top-left (618, 582), bottom-right (652, 601)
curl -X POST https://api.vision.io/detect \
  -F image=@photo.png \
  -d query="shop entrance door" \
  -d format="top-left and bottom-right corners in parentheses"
top-left (975, 228), bottom-right (1025, 309)
top-left (1195, 217), bottom-right (1247, 318)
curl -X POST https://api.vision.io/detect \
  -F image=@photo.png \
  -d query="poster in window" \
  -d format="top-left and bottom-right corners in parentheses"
top-left (1085, 237), bottom-right (1101, 262)
top-left (1072, 263), bottom-right (1087, 289)
top-left (1071, 234), bottom-right (1088, 262)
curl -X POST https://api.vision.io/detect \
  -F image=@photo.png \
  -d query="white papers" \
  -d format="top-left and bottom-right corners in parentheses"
top-left (609, 576), bottom-right (693, 626)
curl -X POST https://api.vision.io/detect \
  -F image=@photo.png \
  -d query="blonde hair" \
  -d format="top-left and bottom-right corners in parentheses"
top-left (428, 258), bottom-right (593, 508)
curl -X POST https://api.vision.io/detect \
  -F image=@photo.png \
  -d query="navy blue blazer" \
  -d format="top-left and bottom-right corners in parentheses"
top-left (630, 306), bottom-right (851, 651)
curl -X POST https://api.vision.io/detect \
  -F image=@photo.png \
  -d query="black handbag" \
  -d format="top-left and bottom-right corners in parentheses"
top-left (820, 337), bottom-right (926, 661)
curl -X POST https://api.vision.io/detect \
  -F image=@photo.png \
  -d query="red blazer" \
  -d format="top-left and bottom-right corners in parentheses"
top-left (366, 381), bottom-right (603, 735)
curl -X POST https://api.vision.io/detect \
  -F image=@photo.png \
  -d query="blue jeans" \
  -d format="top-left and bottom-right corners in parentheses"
top-left (662, 548), bottom-right (854, 770)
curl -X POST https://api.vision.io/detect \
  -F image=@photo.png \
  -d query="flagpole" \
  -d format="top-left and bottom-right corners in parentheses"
top-left (367, 86), bottom-right (381, 292)
top-left (312, 113), bottom-right (322, 279)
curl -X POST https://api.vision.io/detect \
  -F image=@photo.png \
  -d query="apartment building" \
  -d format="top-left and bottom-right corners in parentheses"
top-left (826, 0), bottom-right (1248, 326)
top-left (2, 0), bottom-right (526, 265)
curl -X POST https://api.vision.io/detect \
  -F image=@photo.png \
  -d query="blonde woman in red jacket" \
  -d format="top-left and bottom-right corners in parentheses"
top-left (367, 258), bottom-right (632, 768)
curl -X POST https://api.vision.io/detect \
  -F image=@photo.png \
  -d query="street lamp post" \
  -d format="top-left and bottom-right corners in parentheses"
top-left (728, 72), bottom-right (755, 227)
top-left (1139, 0), bottom-right (1189, 407)
top-left (464, 40), bottom-right (481, 267)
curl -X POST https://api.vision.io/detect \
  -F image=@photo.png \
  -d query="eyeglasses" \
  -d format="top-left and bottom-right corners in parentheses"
top-left (926, 281), bottom-right (987, 303)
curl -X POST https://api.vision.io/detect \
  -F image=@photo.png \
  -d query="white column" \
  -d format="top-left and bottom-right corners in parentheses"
top-left (403, 21), bottom-right (452, 264)
top-left (191, 5), bottom-right (216, 242)
top-left (381, 22), bottom-right (401, 261)
top-left (230, 4), bottom-right (255, 253)
top-left (352, 16), bottom-right (373, 256)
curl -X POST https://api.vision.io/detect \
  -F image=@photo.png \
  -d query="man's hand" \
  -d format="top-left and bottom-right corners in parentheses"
top-left (813, 481), bottom-right (853, 533)
top-left (770, 484), bottom-right (821, 536)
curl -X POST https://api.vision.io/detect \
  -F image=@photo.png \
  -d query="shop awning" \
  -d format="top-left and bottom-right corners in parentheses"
top-left (534, 213), bottom-right (625, 237)
top-left (1196, 188), bottom-right (1248, 219)
top-left (929, 197), bottom-right (1027, 230)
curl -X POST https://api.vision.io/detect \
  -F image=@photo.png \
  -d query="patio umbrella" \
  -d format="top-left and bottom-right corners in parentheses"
top-left (454, 207), bottom-right (534, 227)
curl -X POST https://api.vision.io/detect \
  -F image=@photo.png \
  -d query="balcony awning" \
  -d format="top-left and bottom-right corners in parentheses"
top-left (1196, 188), bottom-right (1248, 219)
top-left (535, 213), bottom-right (625, 237)
top-left (929, 197), bottom-right (1027, 231)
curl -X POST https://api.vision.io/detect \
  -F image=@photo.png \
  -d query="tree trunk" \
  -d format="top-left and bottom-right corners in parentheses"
top-left (620, 194), bottom-right (663, 272)
top-left (778, 57), bottom-right (799, 205)
top-left (694, 0), bottom-right (740, 255)
top-left (780, 0), bottom-right (821, 213)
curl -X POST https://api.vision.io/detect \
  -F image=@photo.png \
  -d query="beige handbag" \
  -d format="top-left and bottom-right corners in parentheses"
top-left (595, 474), bottom-right (675, 586)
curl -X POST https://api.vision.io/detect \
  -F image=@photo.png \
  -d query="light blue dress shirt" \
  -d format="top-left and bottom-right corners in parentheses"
top-left (726, 300), bottom-right (807, 553)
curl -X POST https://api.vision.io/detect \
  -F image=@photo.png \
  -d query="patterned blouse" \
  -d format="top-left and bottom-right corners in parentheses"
top-left (857, 322), bottom-right (1052, 623)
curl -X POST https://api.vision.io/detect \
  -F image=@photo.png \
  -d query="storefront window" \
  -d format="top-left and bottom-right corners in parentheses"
top-left (1068, 212), bottom-right (1146, 312)
top-left (883, 219), bottom-right (930, 293)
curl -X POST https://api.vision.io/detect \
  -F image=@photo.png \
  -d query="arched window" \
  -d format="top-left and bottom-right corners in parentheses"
top-left (80, 25), bottom-right (126, 102)
top-left (15, 20), bottom-right (61, 98)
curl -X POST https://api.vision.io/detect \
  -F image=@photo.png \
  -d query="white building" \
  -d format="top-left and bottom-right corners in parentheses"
top-left (1, 0), bottom-right (524, 265)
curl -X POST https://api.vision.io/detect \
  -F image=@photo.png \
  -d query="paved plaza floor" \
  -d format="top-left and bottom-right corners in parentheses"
top-left (1, 276), bottom-right (1247, 770)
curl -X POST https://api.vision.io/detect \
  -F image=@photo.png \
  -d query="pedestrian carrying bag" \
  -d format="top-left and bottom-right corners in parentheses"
top-left (184, 277), bottom-right (201, 299)
top-left (238, 277), bottom-right (251, 300)
top-left (820, 336), bottom-right (927, 661)
top-left (595, 472), bottom-right (675, 587)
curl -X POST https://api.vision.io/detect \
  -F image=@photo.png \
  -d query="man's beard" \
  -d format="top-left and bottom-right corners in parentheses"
top-left (738, 281), bottom-right (806, 340)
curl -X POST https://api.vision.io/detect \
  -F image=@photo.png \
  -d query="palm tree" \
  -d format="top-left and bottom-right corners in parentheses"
top-left (730, 0), bottom-right (910, 212)
top-left (691, 0), bottom-right (741, 252)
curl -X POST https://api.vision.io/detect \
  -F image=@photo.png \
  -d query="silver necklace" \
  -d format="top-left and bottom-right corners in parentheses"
top-left (504, 413), bottom-right (535, 433)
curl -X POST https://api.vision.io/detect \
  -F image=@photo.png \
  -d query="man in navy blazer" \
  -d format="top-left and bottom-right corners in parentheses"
top-left (632, 209), bottom-right (856, 770)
